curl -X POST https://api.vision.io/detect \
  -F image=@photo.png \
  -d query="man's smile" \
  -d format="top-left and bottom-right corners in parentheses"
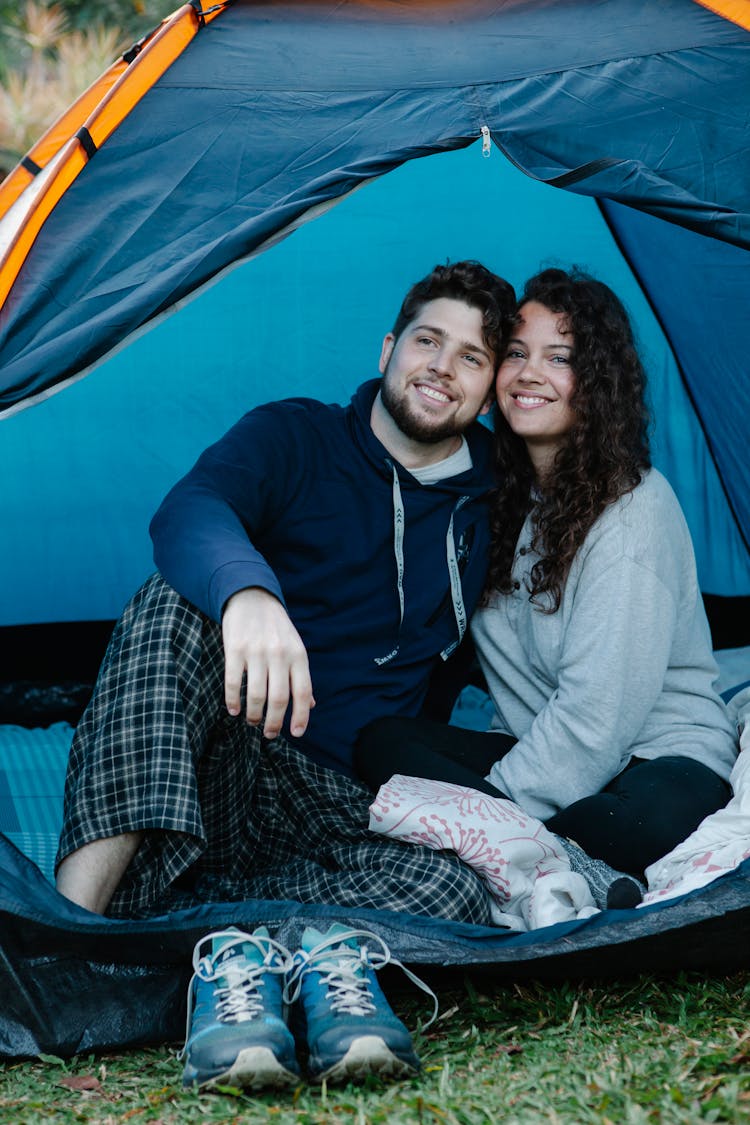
top-left (413, 381), bottom-right (454, 405)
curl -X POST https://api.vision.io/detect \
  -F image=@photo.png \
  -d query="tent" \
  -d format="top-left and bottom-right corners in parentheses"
top-left (1, 0), bottom-right (750, 1058)
top-left (2, 0), bottom-right (750, 628)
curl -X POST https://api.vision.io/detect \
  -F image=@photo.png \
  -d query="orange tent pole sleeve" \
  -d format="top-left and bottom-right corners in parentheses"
top-left (691, 0), bottom-right (750, 30)
top-left (0, 2), bottom-right (229, 312)
top-left (0, 59), bottom-right (129, 220)
top-left (0, 3), bottom-right (194, 221)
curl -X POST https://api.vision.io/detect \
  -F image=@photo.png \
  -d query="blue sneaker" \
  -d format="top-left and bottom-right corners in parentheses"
top-left (285, 924), bottom-right (431, 1083)
top-left (182, 927), bottom-right (300, 1090)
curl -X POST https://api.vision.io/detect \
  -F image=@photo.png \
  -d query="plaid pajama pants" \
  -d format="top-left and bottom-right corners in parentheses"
top-left (58, 574), bottom-right (492, 923)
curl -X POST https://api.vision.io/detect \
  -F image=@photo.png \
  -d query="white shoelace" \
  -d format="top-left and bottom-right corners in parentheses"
top-left (283, 928), bottom-right (439, 1028)
top-left (181, 929), bottom-right (294, 1053)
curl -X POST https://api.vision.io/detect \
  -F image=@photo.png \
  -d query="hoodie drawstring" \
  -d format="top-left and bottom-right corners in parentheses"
top-left (374, 463), bottom-right (469, 666)
top-left (440, 495), bottom-right (469, 660)
top-left (374, 463), bottom-right (406, 666)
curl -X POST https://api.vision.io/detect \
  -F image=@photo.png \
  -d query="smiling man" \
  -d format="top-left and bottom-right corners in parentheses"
top-left (57, 258), bottom-right (515, 905)
top-left (53, 261), bottom-right (515, 1089)
top-left (374, 295), bottom-right (498, 454)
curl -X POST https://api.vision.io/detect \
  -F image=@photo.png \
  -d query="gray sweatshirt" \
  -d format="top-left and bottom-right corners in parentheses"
top-left (471, 469), bottom-right (737, 820)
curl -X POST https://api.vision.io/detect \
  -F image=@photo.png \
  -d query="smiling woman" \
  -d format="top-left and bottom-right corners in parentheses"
top-left (496, 301), bottom-right (577, 476)
top-left (356, 268), bottom-right (738, 903)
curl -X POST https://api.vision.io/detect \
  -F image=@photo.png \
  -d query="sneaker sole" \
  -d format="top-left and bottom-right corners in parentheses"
top-left (311, 1035), bottom-right (420, 1083)
top-left (184, 1045), bottom-right (300, 1091)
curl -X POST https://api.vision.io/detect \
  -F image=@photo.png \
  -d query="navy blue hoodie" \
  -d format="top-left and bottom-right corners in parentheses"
top-left (150, 380), bottom-right (494, 774)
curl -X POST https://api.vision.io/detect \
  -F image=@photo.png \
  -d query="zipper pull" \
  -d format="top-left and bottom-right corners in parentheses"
top-left (481, 125), bottom-right (491, 158)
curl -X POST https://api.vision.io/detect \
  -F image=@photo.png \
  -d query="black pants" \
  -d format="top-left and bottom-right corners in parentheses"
top-left (355, 716), bottom-right (732, 876)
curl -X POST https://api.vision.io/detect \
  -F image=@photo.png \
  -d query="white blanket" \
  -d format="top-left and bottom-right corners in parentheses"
top-left (368, 686), bottom-right (750, 928)
top-left (642, 685), bottom-right (750, 904)
top-left (369, 775), bottom-right (597, 930)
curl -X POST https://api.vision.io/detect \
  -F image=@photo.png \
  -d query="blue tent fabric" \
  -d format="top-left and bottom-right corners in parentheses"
top-left (2, 1), bottom-right (750, 576)
top-left (599, 201), bottom-right (750, 550)
top-left (2, 0), bottom-right (750, 623)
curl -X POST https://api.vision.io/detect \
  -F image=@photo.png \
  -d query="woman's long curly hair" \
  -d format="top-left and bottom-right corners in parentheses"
top-left (486, 268), bottom-right (651, 611)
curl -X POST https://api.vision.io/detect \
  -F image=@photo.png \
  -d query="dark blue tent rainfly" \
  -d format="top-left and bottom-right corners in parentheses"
top-left (1, 0), bottom-right (749, 544)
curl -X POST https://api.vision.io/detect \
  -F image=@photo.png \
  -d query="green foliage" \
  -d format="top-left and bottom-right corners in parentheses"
top-left (0, 0), bottom-right (174, 177)
top-left (0, 0), bottom-right (174, 46)
top-left (0, 0), bottom-right (175, 82)
top-left (69, 0), bottom-right (177, 42)
top-left (1, 973), bottom-right (749, 1124)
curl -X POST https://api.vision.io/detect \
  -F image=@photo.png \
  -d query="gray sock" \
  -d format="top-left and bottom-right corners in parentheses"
top-left (555, 837), bottom-right (645, 910)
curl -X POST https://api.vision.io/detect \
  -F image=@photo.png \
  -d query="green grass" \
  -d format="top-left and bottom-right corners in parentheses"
top-left (2, 973), bottom-right (749, 1124)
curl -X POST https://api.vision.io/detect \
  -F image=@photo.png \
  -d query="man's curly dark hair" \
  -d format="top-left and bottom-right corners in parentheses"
top-left (391, 260), bottom-right (517, 366)
top-left (486, 267), bottom-right (651, 611)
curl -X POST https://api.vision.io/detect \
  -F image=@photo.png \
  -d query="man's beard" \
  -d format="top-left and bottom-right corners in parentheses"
top-left (380, 368), bottom-right (469, 445)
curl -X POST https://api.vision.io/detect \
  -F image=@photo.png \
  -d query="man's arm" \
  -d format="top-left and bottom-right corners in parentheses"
top-left (150, 404), bottom-right (314, 736)
top-left (150, 408), bottom-right (291, 620)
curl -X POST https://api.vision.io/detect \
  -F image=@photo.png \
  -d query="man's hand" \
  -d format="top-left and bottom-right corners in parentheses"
top-left (222, 587), bottom-right (314, 739)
